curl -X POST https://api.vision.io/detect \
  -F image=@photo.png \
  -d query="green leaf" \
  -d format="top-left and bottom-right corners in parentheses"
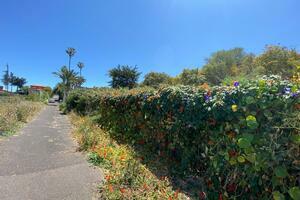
top-left (238, 138), bottom-right (251, 148)
top-left (288, 187), bottom-right (300, 200)
top-left (245, 96), bottom-right (255, 104)
top-left (291, 134), bottom-right (300, 144)
top-left (237, 155), bottom-right (245, 163)
top-left (246, 115), bottom-right (258, 129)
top-left (291, 85), bottom-right (298, 93)
top-left (274, 166), bottom-right (288, 178)
top-left (244, 153), bottom-right (255, 163)
top-left (229, 158), bottom-right (237, 165)
top-left (242, 133), bottom-right (254, 143)
top-left (273, 191), bottom-right (285, 200)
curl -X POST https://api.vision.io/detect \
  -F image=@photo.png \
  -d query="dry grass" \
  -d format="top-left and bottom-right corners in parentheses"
top-left (0, 96), bottom-right (44, 136)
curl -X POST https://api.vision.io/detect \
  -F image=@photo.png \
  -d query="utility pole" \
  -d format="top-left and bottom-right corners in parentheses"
top-left (2, 64), bottom-right (9, 91)
top-left (6, 64), bottom-right (9, 92)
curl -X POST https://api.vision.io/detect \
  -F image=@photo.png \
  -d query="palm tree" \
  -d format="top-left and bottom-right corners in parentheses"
top-left (66, 47), bottom-right (76, 71)
top-left (53, 66), bottom-right (78, 101)
top-left (77, 62), bottom-right (85, 76)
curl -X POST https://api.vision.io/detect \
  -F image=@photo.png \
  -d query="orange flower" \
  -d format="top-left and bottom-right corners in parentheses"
top-left (120, 188), bottom-right (126, 194)
top-left (119, 154), bottom-right (126, 161)
top-left (174, 189), bottom-right (179, 198)
top-left (143, 183), bottom-right (149, 190)
top-left (208, 140), bottom-right (214, 145)
top-left (103, 151), bottom-right (107, 158)
top-left (105, 175), bottom-right (111, 181)
top-left (108, 184), bottom-right (114, 192)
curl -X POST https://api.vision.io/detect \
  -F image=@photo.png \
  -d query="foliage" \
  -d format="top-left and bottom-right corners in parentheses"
top-left (11, 76), bottom-right (27, 91)
top-left (0, 96), bottom-right (43, 136)
top-left (66, 47), bottom-right (76, 71)
top-left (66, 75), bottom-right (299, 199)
top-left (203, 48), bottom-right (254, 85)
top-left (52, 83), bottom-right (64, 100)
top-left (142, 72), bottom-right (172, 88)
top-left (53, 66), bottom-right (78, 101)
top-left (25, 92), bottom-right (50, 103)
top-left (70, 114), bottom-right (187, 199)
top-left (202, 46), bottom-right (300, 86)
top-left (256, 45), bottom-right (300, 78)
top-left (108, 65), bottom-right (141, 89)
top-left (77, 62), bottom-right (85, 76)
top-left (177, 68), bottom-right (206, 86)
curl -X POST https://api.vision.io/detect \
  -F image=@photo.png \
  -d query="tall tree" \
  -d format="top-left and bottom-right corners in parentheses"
top-left (203, 48), bottom-right (249, 85)
top-left (74, 76), bottom-right (86, 88)
top-left (142, 72), bottom-right (172, 88)
top-left (53, 66), bottom-right (78, 101)
top-left (108, 65), bottom-right (141, 89)
top-left (255, 45), bottom-right (300, 78)
top-left (178, 68), bottom-right (206, 86)
top-left (77, 62), bottom-right (85, 76)
top-left (12, 77), bottom-right (27, 91)
top-left (66, 47), bottom-right (76, 71)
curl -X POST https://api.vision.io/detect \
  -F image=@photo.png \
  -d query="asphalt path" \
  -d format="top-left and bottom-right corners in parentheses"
top-left (0, 105), bottom-right (103, 200)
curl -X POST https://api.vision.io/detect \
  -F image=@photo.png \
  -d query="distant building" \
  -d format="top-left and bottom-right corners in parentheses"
top-left (0, 86), bottom-right (3, 93)
top-left (29, 85), bottom-right (47, 94)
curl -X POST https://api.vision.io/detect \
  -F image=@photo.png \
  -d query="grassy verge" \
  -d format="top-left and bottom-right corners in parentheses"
top-left (0, 96), bottom-right (44, 137)
top-left (70, 113), bottom-right (189, 200)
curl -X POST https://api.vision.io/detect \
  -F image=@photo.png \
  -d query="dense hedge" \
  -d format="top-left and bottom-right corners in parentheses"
top-left (65, 76), bottom-right (300, 199)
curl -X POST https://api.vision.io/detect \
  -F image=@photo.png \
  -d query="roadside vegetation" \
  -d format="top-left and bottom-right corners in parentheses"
top-left (71, 114), bottom-right (188, 199)
top-left (0, 95), bottom-right (43, 137)
top-left (58, 45), bottom-right (300, 199)
top-left (66, 76), bottom-right (299, 199)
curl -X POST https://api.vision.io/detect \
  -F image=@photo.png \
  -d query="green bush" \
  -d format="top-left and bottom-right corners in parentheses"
top-left (65, 75), bottom-right (300, 199)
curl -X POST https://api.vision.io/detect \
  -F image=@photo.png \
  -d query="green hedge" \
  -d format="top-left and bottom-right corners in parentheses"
top-left (65, 76), bottom-right (300, 199)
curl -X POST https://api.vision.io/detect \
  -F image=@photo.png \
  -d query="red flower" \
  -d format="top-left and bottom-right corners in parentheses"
top-left (207, 180), bottom-right (213, 188)
top-left (228, 150), bottom-right (238, 158)
top-left (226, 183), bottom-right (237, 193)
top-left (218, 193), bottom-right (223, 200)
top-left (199, 191), bottom-right (207, 199)
top-left (208, 118), bottom-right (216, 126)
top-left (138, 139), bottom-right (145, 145)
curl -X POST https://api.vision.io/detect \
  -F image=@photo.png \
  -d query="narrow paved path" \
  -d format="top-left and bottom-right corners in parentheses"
top-left (0, 105), bottom-right (103, 200)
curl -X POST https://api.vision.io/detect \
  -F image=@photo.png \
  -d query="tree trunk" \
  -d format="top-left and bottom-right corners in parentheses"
top-left (68, 57), bottom-right (71, 71)
top-left (63, 90), bottom-right (67, 103)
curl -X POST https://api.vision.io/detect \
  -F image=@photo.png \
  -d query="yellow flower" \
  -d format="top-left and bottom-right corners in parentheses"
top-left (231, 104), bottom-right (238, 112)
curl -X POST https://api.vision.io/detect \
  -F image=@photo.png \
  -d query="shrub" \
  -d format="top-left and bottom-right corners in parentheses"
top-left (66, 75), bottom-right (300, 199)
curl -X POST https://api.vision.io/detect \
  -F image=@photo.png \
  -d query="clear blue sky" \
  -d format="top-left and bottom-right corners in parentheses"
top-left (0, 0), bottom-right (299, 88)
